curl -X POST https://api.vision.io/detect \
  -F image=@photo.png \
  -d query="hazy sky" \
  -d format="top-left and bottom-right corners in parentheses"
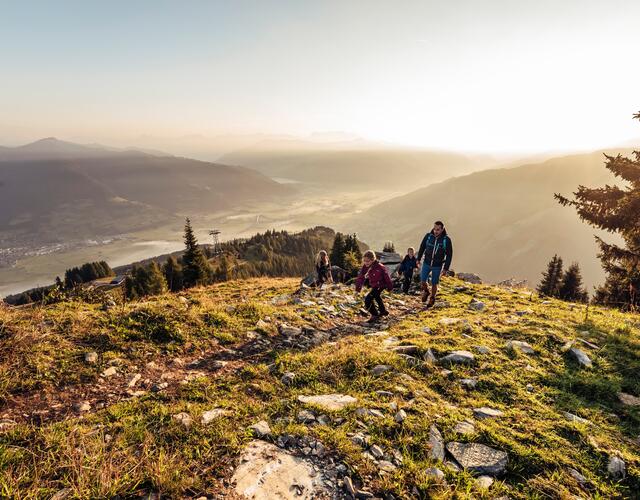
top-left (1, 0), bottom-right (639, 153)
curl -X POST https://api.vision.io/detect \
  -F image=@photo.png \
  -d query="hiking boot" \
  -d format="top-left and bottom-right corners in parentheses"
top-left (379, 310), bottom-right (390, 317)
top-left (421, 283), bottom-right (430, 303)
top-left (426, 296), bottom-right (436, 309)
top-left (359, 308), bottom-right (370, 317)
top-left (366, 315), bottom-right (380, 323)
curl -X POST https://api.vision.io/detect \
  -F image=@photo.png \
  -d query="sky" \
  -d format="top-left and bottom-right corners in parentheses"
top-left (1, 0), bottom-right (639, 153)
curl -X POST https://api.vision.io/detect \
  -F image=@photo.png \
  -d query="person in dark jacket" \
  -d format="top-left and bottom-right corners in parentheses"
top-left (417, 221), bottom-right (453, 307)
top-left (315, 250), bottom-right (333, 287)
top-left (355, 250), bottom-right (394, 322)
top-left (397, 247), bottom-right (418, 294)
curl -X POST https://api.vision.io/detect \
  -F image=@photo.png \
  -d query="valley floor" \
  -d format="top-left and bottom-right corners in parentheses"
top-left (0, 277), bottom-right (639, 498)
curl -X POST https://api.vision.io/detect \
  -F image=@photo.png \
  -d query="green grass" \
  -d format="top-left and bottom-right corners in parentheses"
top-left (0, 277), bottom-right (639, 498)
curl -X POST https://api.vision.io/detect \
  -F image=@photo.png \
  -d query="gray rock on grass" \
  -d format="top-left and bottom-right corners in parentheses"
top-left (446, 442), bottom-right (508, 476)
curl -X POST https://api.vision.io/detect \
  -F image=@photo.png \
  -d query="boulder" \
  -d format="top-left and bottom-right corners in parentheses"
top-left (506, 340), bottom-right (535, 355)
top-left (428, 425), bottom-right (445, 461)
top-left (297, 394), bottom-right (357, 411)
top-left (562, 412), bottom-right (591, 425)
top-left (473, 407), bottom-right (504, 419)
top-left (618, 392), bottom-right (640, 406)
top-left (607, 455), bottom-right (626, 479)
top-left (440, 350), bottom-right (475, 365)
top-left (456, 273), bottom-right (482, 284)
top-left (568, 347), bottom-right (592, 368)
top-left (468, 298), bottom-right (485, 311)
top-left (446, 442), bottom-right (508, 476)
top-left (454, 421), bottom-right (476, 435)
top-left (232, 440), bottom-right (330, 499)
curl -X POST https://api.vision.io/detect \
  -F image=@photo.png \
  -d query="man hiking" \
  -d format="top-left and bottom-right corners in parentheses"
top-left (417, 220), bottom-right (453, 308)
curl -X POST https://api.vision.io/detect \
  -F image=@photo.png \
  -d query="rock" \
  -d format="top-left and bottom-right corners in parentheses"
top-left (50, 489), bottom-right (72, 500)
top-left (607, 455), bottom-right (626, 479)
top-left (233, 440), bottom-right (329, 499)
top-left (0, 419), bottom-right (17, 431)
top-left (377, 460), bottom-right (396, 473)
top-left (562, 411), bottom-right (591, 425)
top-left (127, 373), bottom-right (142, 388)
top-left (515, 309), bottom-right (533, 316)
top-left (279, 325), bottom-right (303, 337)
top-left (473, 407), bottom-right (504, 419)
top-left (468, 298), bottom-right (486, 311)
top-left (568, 347), bottom-right (592, 368)
top-left (297, 394), bottom-right (357, 411)
top-left (526, 383), bottom-right (535, 393)
top-left (475, 475), bottom-right (494, 489)
top-left (438, 317), bottom-right (467, 327)
top-left (460, 378), bottom-right (478, 390)
top-left (440, 350), bottom-right (475, 365)
top-left (618, 392), bottom-right (640, 406)
top-left (297, 410), bottom-right (316, 424)
top-left (248, 420), bottom-right (272, 438)
top-left (356, 408), bottom-right (384, 419)
top-left (446, 442), bottom-right (508, 476)
top-left (567, 467), bottom-right (588, 485)
top-left (424, 348), bottom-right (437, 364)
top-left (84, 351), bottom-right (98, 364)
top-left (370, 444), bottom-right (384, 459)
top-left (351, 432), bottom-right (368, 447)
top-left (255, 319), bottom-right (270, 330)
top-left (394, 410), bottom-right (407, 423)
top-left (375, 390), bottom-right (394, 398)
top-left (280, 372), bottom-right (296, 386)
top-left (506, 340), bottom-right (535, 355)
top-left (172, 412), bottom-right (193, 429)
top-left (371, 365), bottom-right (392, 376)
top-left (74, 401), bottom-right (91, 412)
top-left (391, 345), bottom-right (419, 355)
top-left (422, 327), bottom-right (433, 334)
top-left (475, 345), bottom-right (491, 354)
top-left (151, 382), bottom-right (168, 392)
top-left (343, 476), bottom-right (357, 497)
top-left (201, 408), bottom-right (229, 424)
top-left (577, 338), bottom-right (599, 349)
top-left (424, 467), bottom-right (445, 480)
top-left (454, 421), bottom-right (476, 435)
top-left (456, 273), bottom-right (482, 284)
top-left (101, 366), bottom-right (118, 378)
top-left (428, 425), bottom-right (445, 461)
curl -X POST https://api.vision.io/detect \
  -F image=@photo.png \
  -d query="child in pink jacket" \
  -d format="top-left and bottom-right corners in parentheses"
top-left (355, 250), bottom-right (394, 322)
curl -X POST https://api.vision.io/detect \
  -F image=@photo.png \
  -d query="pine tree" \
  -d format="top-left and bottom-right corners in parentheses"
top-left (181, 218), bottom-right (211, 288)
top-left (383, 241), bottom-right (395, 253)
top-left (163, 256), bottom-right (184, 292)
top-left (556, 111), bottom-right (640, 310)
top-left (146, 261), bottom-right (168, 295)
top-left (537, 255), bottom-right (564, 297)
top-left (330, 233), bottom-right (346, 268)
top-left (558, 262), bottom-right (588, 302)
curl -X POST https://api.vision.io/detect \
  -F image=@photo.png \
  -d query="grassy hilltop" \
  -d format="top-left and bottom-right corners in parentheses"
top-left (1, 277), bottom-right (639, 498)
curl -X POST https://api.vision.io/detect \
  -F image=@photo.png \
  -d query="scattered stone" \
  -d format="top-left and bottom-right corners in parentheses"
top-left (562, 412), bottom-right (591, 425)
top-left (375, 390), bottom-right (394, 398)
top-left (74, 401), bottom-right (91, 412)
top-left (440, 369), bottom-right (454, 378)
top-left (201, 408), bottom-right (229, 424)
top-left (454, 285), bottom-right (469, 292)
top-left (608, 455), bottom-right (626, 479)
top-left (127, 373), bottom-right (141, 388)
top-left (506, 340), bottom-right (535, 355)
top-left (255, 319), bottom-right (270, 330)
top-left (424, 467), bottom-right (445, 480)
top-left (351, 432), bottom-right (368, 447)
top-left (446, 442), bottom-right (508, 476)
top-left (394, 409), bottom-right (407, 423)
top-left (454, 420), bottom-right (476, 435)
top-left (577, 338), bottom-right (599, 350)
top-left (370, 444), bottom-right (384, 459)
top-left (468, 298), bottom-right (486, 311)
top-left (474, 407), bottom-right (504, 419)
top-left (297, 394), bottom-right (357, 411)
top-left (343, 476), bottom-right (357, 497)
top-left (526, 383), bottom-right (535, 393)
top-left (248, 420), bottom-right (272, 438)
top-left (84, 351), bottom-right (98, 364)
top-left (151, 382), bottom-right (168, 392)
top-left (172, 412), bottom-right (193, 429)
top-left (618, 392), bottom-right (640, 407)
top-left (439, 317), bottom-right (467, 327)
top-left (297, 410), bottom-right (317, 424)
top-left (568, 347), bottom-right (592, 368)
top-left (392, 345), bottom-right (419, 355)
top-left (356, 408), bottom-right (384, 419)
top-left (281, 372), bottom-right (296, 386)
top-left (377, 460), bottom-right (397, 473)
top-left (567, 467), bottom-right (588, 486)
top-left (515, 309), bottom-right (533, 316)
top-left (440, 350), bottom-right (475, 365)
top-left (0, 419), bottom-right (17, 431)
top-left (428, 425), bottom-right (445, 461)
top-left (457, 273), bottom-right (482, 284)
top-left (279, 325), bottom-right (303, 337)
top-left (233, 440), bottom-right (329, 499)
top-left (424, 348), bottom-right (437, 364)
top-left (475, 345), bottom-right (491, 354)
top-left (475, 475), bottom-right (494, 489)
top-left (371, 365), bottom-right (392, 376)
top-left (101, 366), bottom-right (118, 378)
top-left (422, 326), bottom-right (433, 334)
top-left (50, 489), bottom-right (72, 500)
top-left (460, 378), bottom-right (478, 390)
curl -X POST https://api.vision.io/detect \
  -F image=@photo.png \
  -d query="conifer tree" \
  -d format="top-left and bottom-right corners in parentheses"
top-left (181, 218), bottom-right (211, 288)
top-left (146, 261), bottom-right (168, 295)
top-left (537, 255), bottom-right (564, 297)
top-left (163, 256), bottom-right (184, 292)
top-left (558, 262), bottom-right (588, 302)
top-left (556, 111), bottom-right (640, 310)
top-left (383, 241), bottom-right (396, 253)
top-left (330, 233), bottom-right (346, 268)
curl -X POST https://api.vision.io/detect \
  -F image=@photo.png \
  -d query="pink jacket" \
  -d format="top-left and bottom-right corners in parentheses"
top-left (355, 260), bottom-right (394, 292)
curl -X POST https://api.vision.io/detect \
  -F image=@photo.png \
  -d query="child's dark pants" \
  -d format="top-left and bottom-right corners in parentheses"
top-left (365, 288), bottom-right (387, 316)
top-left (402, 272), bottom-right (413, 294)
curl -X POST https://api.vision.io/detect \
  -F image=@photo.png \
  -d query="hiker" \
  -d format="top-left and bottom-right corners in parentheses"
top-left (315, 250), bottom-right (333, 287)
top-left (417, 220), bottom-right (453, 308)
top-left (398, 247), bottom-right (419, 294)
top-left (355, 250), bottom-right (394, 322)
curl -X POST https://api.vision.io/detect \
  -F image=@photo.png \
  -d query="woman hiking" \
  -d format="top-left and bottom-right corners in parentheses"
top-left (315, 250), bottom-right (333, 287)
top-left (355, 250), bottom-right (394, 323)
top-left (417, 221), bottom-right (453, 308)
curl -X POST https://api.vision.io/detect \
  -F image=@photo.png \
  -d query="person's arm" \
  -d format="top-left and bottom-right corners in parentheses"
top-left (416, 235), bottom-right (427, 262)
top-left (444, 237), bottom-right (453, 271)
top-left (384, 267), bottom-right (394, 291)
